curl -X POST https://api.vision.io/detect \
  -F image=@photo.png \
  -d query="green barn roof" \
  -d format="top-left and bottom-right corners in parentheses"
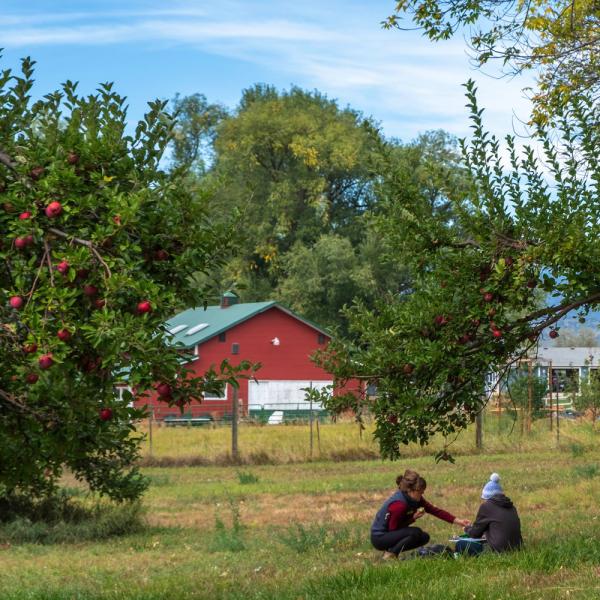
top-left (164, 300), bottom-right (328, 349)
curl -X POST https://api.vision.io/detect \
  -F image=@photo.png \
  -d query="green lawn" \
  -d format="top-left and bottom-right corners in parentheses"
top-left (1, 435), bottom-right (600, 599)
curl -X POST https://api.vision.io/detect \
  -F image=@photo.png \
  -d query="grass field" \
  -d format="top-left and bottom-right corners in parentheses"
top-left (137, 413), bottom-right (598, 465)
top-left (1, 420), bottom-right (599, 599)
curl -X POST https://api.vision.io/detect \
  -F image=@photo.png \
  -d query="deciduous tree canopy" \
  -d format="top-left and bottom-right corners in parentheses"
top-left (0, 58), bottom-right (252, 500)
top-left (317, 82), bottom-right (600, 460)
top-left (385, 0), bottom-right (600, 120)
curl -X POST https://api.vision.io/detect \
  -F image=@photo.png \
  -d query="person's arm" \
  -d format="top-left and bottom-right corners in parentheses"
top-left (465, 504), bottom-right (491, 538)
top-left (421, 498), bottom-right (457, 524)
top-left (387, 500), bottom-right (409, 530)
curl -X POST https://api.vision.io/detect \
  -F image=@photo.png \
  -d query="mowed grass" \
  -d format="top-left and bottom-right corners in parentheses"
top-left (1, 424), bottom-right (600, 599)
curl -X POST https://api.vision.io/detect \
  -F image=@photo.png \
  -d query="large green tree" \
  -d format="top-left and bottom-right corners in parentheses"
top-left (386, 0), bottom-right (600, 120)
top-left (317, 82), bottom-right (599, 460)
top-left (0, 58), bottom-right (251, 501)
top-left (208, 84), bottom-right (383, 297)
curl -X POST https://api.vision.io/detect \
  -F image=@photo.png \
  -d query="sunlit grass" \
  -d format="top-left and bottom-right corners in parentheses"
top-left (136, 414), bottom-right (599, 465)
top-left (1, 443), bottom-right (599, 599)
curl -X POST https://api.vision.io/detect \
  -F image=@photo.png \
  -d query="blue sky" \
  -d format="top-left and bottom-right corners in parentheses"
top-left (0, 0), bottom-right (535, 142)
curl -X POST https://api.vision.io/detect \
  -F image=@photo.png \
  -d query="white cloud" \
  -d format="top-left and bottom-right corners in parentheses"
top-left (0, 1), bottom-right (534, 140)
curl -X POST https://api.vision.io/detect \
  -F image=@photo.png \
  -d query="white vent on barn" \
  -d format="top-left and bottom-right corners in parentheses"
top-left (186, 323), bottom-right (210, 336)
top-left (168, 324), bottom-right (188, 335)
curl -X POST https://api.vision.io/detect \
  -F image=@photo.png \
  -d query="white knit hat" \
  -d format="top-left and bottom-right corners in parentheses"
top-left (481, 473), bottom-right (503, 499)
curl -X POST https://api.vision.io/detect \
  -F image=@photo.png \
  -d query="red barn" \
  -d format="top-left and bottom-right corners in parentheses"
top-left (134, 292), bottom-right (351, 421)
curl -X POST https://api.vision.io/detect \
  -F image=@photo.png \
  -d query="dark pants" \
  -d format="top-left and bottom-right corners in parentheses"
top-left (371, 527), bottom-right (430, 556)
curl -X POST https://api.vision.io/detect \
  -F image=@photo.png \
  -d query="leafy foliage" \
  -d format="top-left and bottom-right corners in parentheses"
top-left (316, 81), bottom-right (600, 459)
top-left (552, 325), bottom-right (599, 347)
top-left (0, 57), bottom-right (254, 501)
top-left (572, 371), bottom-right (600, 427)
top-left (505, 373), bottom-right (548, 420)
top-left (385, 0), bottom-right (600, 120)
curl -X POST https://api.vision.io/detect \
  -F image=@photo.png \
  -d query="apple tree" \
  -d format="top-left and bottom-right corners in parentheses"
top-left (316, 82), bottom-right (599, 460)
top-left (0, 57), bottom-right (252, 501)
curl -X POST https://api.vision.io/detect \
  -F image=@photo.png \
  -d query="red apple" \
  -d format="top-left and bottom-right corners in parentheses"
top-left (56, 260), bottom-right (70, 275)
top-left (94, 298), bottom-right (106, 309)
top-left (505, 257), bottom-right (514, 267)
top-left (57, 328), bottom-right (71, 342)
top-left (156, 383), bottom-right (172, 398)
top-left (19, 211), bottom-right (32, 220)
top-left (67, 152), bottom-right (79, 165)
top-left (26, 373), bottom-right (39, 384)
top-left (492, 329), bottom-right (502, 339)
top-left (30, 166), bottom-right (45, 180)
top-left (38, 354), bottom-right (54, 369)
top-left (76, 268), bottom-right (89, 280)
top-left (83, 284), bottom-right (98, 297)
top-left (23, 342), bottom-right (38, 353)
top-left (9, 296), bottom-right (23, 309)
top-left (549, 330), bottom-right (559, 339)
top-left (154, 249), bottom-right (169, 261)
top-left (526, 279), bottom-right (537, 289)
top-left (15, 236), bottom-right (29, 250)
top-left (458, 333), bottom-right (471, 344)
top-left (137, 300), bottom-right (152, 314)
top-left (387, 414), bottom-right (398, 425)
top-left (45, 201), bottom-right (62, 218)
top-left (434, 315), bottom-right (448, 327)
top-left (113, 214), bottom-right (121, 225)
top-left (483, 292), bottom-right (494, 302)
top-left (99, 407), bottom-right (113, 421)
top-left (402, 363), bottom-right (414, 375)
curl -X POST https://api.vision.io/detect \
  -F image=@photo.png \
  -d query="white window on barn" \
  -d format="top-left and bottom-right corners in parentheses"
top-left (204, 383), bottom-right (227, 401)
top-left (248, 380), bottom-right (332, 411)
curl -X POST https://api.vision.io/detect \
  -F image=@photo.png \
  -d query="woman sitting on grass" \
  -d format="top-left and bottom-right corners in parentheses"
top-left (371, 469), bottom-right (471, 560)
top-left (458, 473), bottom-right (522, 555)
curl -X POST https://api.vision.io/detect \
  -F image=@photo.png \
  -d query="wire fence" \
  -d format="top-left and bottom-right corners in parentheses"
top-left (137, 395), bottom-right (593, 465)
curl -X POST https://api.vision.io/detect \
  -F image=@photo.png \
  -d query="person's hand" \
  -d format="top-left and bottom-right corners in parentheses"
top-left (413, 509), bottom-right (425, 520)
top-left (454, 517), bottom-right (471, 527)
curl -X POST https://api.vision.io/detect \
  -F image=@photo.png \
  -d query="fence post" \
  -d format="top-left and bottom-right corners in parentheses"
top-left (148, 406), bottom-right (154, 458)
top-left (232, 386), bottom-right (239, 463)
top-left (527, 360), bottom-right (533, 435)
top-left (316, 417), bottom-right (321, 456)
top-left (548, 361), bottom-right (553, 431)
top-left (475, 405), bottom-right (483, 450)
top-left (309, 382), bottom-right (314, 460)
top-left (556, 377), bottom-right (560, 447)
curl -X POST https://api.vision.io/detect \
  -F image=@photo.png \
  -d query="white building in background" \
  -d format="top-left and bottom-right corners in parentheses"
top-left (487, 346), bottom-right (600, 403)
top-left (531, 346), bottom-right (600, 394)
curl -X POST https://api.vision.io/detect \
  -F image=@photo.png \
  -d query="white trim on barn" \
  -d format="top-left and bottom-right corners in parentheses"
top-left (248, 380), bottom-right (332, 410)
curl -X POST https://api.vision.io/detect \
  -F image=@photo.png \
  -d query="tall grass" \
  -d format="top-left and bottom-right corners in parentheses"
top-left (137, 415), bottom-right (599, 466)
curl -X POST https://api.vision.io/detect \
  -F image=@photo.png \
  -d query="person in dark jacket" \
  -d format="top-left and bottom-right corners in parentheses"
top-left (462, 473), bottom-right (522, 554)
top-left (371, 469), bottom-right (471, 559)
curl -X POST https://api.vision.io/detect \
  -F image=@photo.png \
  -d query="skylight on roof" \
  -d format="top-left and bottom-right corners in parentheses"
top-left (169, 325), bottom-right (188, 335)
top-left (186, 323), bottom-right (210, 336)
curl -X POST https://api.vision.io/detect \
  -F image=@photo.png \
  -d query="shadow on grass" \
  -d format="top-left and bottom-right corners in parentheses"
top-left (0, 489), bottom-right (146, 545)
